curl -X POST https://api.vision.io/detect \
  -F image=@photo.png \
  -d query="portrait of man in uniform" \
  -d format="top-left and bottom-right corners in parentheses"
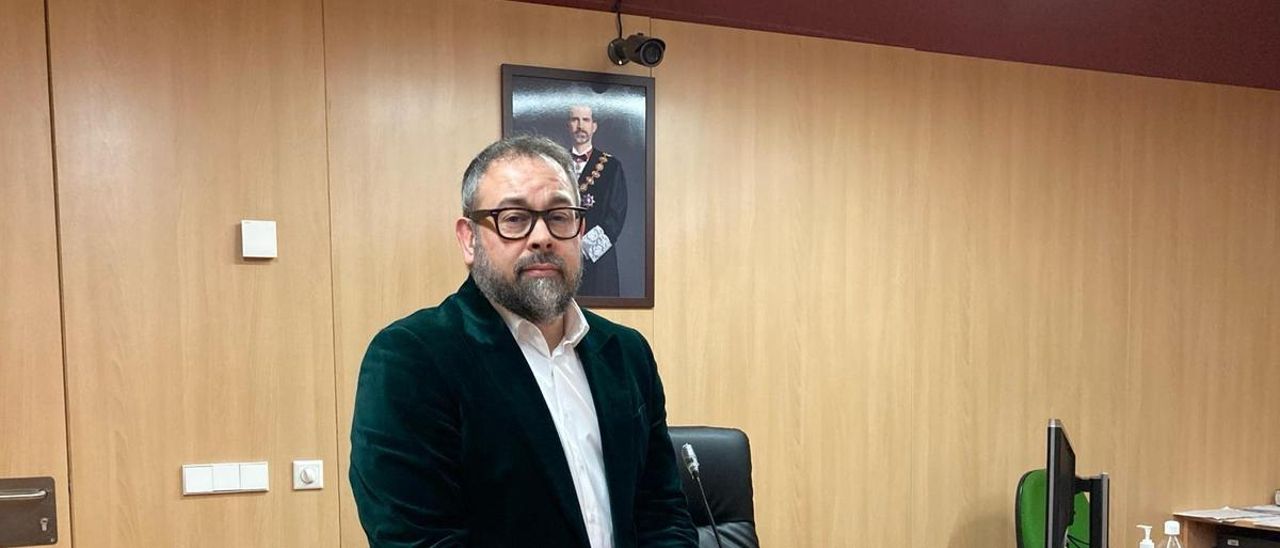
top-left (502, 65), bottom-right (654, 307)
top-left (567, 104), bottom-right (627, 297)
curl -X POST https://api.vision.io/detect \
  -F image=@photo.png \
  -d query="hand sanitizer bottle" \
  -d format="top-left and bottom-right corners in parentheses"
top-left (1138, 525), bottom-right (1154, 548)
top-left (1161, 520), bottom-right (1184, 548)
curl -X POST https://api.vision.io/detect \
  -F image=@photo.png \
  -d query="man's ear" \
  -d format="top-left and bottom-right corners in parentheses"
top-left (456, 217), bottom-right (477, 266)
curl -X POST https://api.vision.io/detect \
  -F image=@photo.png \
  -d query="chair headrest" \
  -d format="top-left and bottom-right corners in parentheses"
top-left (668, 426), bottom-right (755, 525)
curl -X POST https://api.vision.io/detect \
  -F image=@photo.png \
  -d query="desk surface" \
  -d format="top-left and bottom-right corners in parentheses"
top-left (1178, 515), bottom-right (1280, 548)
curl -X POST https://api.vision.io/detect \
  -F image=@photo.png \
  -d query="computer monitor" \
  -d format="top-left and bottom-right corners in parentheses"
top-left (1045, 419), bottom-right (1110, 548)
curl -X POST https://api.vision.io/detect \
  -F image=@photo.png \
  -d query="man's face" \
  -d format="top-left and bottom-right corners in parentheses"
top-left (456, 155), bottom-right (583, 323)
top-left (568, 106), bottom-right (597, 148)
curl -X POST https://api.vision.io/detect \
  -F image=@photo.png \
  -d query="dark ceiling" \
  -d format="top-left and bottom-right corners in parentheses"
top-left (517, 0), bottom-right (1280, 91)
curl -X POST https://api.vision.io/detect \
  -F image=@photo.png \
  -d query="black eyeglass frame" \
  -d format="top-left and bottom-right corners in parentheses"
top-left (465, 206), bottom-right (588, 241)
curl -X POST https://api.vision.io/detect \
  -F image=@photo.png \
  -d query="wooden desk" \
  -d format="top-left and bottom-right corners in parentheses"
top-left (1179, 516), bottom-right (1280, 548)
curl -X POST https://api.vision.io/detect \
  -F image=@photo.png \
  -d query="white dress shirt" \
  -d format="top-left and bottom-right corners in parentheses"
top-left (491, 299), bottom-right (614, 548)
top-left (571, 146), bottom-right (592, 179)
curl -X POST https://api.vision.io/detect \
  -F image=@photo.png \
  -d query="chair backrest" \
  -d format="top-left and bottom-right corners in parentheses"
top-left (668, 426), bottom-right (760, 548)
top-left (1016, 469), bottom-right (1092, 548)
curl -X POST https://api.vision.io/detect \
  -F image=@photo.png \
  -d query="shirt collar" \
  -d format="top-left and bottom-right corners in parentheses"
top-left (488, 297), bottom-right (590, 350)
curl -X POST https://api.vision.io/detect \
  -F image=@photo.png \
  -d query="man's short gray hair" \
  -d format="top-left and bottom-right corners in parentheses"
top-left (461, 135), bottom-right (577, 213)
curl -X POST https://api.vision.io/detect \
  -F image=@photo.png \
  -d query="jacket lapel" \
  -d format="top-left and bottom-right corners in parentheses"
top-left (576, 323), bottom-right (639, 534)
top-left (455, 278), bottom-right (591, 548)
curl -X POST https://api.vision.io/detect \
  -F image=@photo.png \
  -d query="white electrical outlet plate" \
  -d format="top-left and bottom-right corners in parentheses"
top-left (293, 460), bottom-right (323, 490)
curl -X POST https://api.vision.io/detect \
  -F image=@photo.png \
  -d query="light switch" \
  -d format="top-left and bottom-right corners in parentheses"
top-left (293, 460), bottom-right (324, 490)
top-left (211, 463), bottom-right (241, 492)
top-left (240, 220), bottom-right (278, 259)
top-left (182, 465), bottom-right (214, 495)
top-left (183, 461), bottom-right (272, 496)
top-left (239, 462), bottom-right (269, 492)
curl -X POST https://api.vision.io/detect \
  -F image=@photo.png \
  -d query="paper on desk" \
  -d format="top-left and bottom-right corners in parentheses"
top-left (1247, 516), bottom-right (1280, 529)
top-left (1174, 507), bottom-right (1276, 521)
top-left (1242, 505), bottom-right (1280, 515)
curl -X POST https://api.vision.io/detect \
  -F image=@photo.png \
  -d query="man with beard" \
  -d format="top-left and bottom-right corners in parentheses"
top-left (349, 135), bottom-right (696, 548)
top-left (567, 105), bottom-right (628, 297)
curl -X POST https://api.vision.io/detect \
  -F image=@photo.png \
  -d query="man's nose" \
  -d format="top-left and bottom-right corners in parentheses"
top-left (526, 215), bottom-right (555, 249)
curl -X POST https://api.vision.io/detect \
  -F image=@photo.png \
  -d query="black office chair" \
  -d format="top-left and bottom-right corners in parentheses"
top-left (667, 426), bottom-right (760, 548)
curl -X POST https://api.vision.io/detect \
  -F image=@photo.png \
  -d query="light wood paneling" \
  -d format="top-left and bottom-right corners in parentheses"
top-left (322, 1), bottom-right (651, 544)
top-left (1124, 80), bottom-right (1280, 535)
top-left (48, 0), bottom-right (338, 545)
top-left (0, 1), bottom-right (71, 545)
top-left (651, 17), bottom-right (1280, 548)
top-left (905, 57), bottom-right (1135, 547)
top-left (651, 23), bottom-right (925, 546)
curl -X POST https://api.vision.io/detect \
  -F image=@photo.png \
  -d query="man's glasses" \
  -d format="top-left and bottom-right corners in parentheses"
top-left (465, 206), bottom-right (587, 240)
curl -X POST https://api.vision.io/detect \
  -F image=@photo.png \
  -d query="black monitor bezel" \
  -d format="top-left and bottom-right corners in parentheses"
top-left (1045, 419), bottom-right (1077, 548)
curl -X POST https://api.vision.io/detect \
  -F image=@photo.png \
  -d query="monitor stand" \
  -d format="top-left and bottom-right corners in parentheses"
top-left (1076, 473), bottom-right (1110, 548)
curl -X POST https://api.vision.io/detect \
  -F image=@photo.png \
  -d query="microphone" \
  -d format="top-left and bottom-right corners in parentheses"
top-left (680, 443), bottom-right (724, 548)
top-left (680, 443), bottom-right (700, 476)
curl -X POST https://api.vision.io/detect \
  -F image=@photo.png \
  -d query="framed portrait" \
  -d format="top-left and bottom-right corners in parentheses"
top-left (502, 64), bottom-right (655, 309)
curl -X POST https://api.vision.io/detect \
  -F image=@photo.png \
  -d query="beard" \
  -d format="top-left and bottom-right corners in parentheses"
top-left (471, 243), bottom-right (582, 324)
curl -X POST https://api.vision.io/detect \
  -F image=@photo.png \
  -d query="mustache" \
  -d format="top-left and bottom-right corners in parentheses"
top-left (515, 252), bottom-right (567, 273)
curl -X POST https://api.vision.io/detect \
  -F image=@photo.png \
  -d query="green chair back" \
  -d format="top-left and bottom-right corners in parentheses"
top-left (1015, 469), bottom-right (1091, 548)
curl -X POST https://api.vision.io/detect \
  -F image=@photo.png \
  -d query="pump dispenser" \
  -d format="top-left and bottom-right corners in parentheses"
top-left (1137, 525), bottom-right (1154, 548)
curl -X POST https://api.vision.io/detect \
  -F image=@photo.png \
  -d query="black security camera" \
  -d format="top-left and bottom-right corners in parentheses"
top-left (608, 33), bottom-right (665, 67)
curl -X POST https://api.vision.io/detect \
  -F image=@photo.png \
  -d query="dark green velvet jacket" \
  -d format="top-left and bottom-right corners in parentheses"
top-left (349, 277), bottom-right (697, 547)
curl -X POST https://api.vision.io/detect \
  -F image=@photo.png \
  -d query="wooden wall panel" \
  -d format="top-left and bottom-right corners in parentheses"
top-left (905, 57), bottom-right (1135, 546)
top-left (322, 1), bottom-right (651, 545)
top-left (0, 1), bottom-right (71, 545)
top-left (651, 16), bottom-right (1280, 548)
top-left (47, 0), bottom-right (338, 546)
top-left (1124, 81), bottom-right (1280, 530)
top-left (651, 23), bottom-right (925, 546)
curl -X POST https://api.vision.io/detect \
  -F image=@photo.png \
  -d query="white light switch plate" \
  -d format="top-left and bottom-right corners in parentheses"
top-left (240, 220), bottom-right (278, 259)
top-left (293, 460), bottom-right (324, 490)
top-left (212, 463), bottom-right (241, 492)
top-left (182, 461), bottom-right (269, 496)
top-left (182, 465), bottom-right (214, 495)
top-left (239, 461), bottom-right (270, 492)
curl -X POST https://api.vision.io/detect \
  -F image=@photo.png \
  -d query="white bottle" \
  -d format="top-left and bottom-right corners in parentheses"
top-left (1137, 525), bottom-right (1155, 548)
top-left (1161, 520), bottom-right (1184, 548)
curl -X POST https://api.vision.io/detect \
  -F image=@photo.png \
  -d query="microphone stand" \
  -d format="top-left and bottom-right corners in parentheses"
top-left (682, 443), bottom-right (725, 548)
